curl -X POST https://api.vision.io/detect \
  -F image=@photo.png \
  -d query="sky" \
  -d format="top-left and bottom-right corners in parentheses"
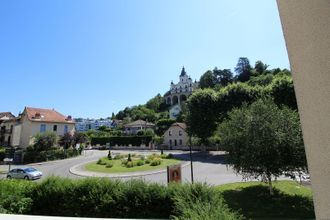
top-left (0, 0), bottom-right (290, 118)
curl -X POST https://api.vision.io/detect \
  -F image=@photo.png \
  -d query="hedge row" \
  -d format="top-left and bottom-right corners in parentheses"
top-left (0, 177), bottom-right (242, 219)
top-left (23, 148), bottom-right (81, 163)
top-left (91, 135), bottom-right (153, 146)
top-left (0, 147), bottom-right (5, 161)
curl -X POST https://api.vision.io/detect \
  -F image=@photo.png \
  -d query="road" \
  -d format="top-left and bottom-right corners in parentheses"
top-left (0, 150), bottom-right (245, 185)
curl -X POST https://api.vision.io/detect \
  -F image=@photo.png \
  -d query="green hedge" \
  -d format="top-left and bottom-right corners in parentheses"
top-left (23, 147), bottom-right (80, 163)
top-left (91, 136), bottom-right (153, 146)
top-left (0, 177), bottom-right (241, 219)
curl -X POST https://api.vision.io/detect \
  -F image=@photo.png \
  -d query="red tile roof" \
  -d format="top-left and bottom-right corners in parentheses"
top-left (24, 107), bottom-right (75, 124)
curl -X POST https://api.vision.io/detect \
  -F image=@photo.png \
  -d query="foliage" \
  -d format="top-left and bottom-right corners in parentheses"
top-left (218, 99), bottom-right (306, 194)
top-left (73, 132), bottom-right (88, 145)
top-left (90, 136), bottom-right (153, 147)
top-left (186, 89), bottom-right (219, 145)
top-left (171, 183), bottom-right (242, 220)
top-left (107, 150), bottom-right (112, 160)
top-left (235, 57), bottom-right (252, 82)
top-left (33, 132), bottom-right (57, 151)
top-left (136, 128), bottom-right (155, 136)
top-left (24, 146), bottom-right (80, 163)
top-left (253, 60), bottom-right (269, 76)
top-left (146, 94), bottom-right (169, 112)
top-left (105, 162), bottom-right (113, 168)
top-left (0, 147), bottom-right (5, 161)
top-left (155, 118), bottom-right (176, 135)
top-left (267, 74), bottom-right (298, 109)
top-left (58, 132), bottom-right (74, 149)
top-left (150, 158), bottom-right (162, 166)
top-left (247, 74), bottom-right (273, 86)
top-left (199, 70), bottom-right (217, 89)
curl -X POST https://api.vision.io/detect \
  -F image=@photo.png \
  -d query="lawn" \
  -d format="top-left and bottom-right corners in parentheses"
top-left (217, 180), bottom-right (315, 219)
top-left (85, 155), bottom-right (181, 173)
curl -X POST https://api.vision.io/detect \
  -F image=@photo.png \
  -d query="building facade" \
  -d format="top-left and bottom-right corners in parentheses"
top-left (124, 119), bottom-right (155, 135)
top-left (75, 118), bottom-right (113, 132)
top-left (0, 107), bottom-right (75, 148)
top-left (163, 122), bottom-right (188, 149)
top-left (164, 67), bottom-right (199, 107)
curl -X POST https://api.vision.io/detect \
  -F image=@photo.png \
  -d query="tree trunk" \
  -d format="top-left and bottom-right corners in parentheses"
top-left (268, 174), bottom-right (274, 196)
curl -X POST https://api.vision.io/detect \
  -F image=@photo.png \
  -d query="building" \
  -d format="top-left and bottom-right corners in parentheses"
top-left (0, 107), bottom-right (75, 148)
top-left (163, 122), bottom-right (188, 149)
top-left (164, 67), bottom-right (199, 107)
top-left (169, 104), bottom-right (182, 119)
top-left (75, 118), bottom-right (113, 132)
top-left (124, 119), bottom-right (155, 135)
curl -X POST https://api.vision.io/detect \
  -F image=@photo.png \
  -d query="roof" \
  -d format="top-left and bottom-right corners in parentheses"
top-left (170, 122), bottom-right (187, 130)
top-left (0, 112), bottom-right (15, 119)
top-left (24, 107), bottom-right (75, 124)
top-left (124, 119), bottom-right (155, 127)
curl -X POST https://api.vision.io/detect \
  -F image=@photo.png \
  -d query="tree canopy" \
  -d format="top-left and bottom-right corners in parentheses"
top-left (218, 99), bottom-right (306, 194)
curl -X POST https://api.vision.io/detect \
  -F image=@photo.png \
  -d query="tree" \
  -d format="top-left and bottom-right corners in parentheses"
top-left (254, 60), bottom-right (269, 75)
top-left (58, 133), bottom-right (74, 149)
top-left (214, 68), bottom-right (233, 87)
top-left (267, 75), bottom-right (297, 109)
top-left (73, 132), bottom-right (88, 145)
top-left (199, 70), bottom-right (217, 89)
top-left (218, 99), bottom-right (307, 195)
top-left (146, 94), bottom-right (165, 112)
top-left (186, 89), bottom-right (219, 146)
top-left (155, 118), bottom-right (176, 136)
top-left (234, 57), bottom-right (252, 82)
top-left (33, 132), bottom-right (58, 151)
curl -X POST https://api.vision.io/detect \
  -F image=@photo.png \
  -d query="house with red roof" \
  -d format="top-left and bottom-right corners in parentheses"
top-left (0, 107), bottom-right (75, 148)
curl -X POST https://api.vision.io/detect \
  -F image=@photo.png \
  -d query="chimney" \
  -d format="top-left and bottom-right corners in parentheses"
top-left (66, 115), bottom-right (72, 121)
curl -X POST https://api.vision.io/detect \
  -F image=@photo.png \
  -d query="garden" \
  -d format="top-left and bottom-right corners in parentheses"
top-left (85, 152), bottom-right (181, 173)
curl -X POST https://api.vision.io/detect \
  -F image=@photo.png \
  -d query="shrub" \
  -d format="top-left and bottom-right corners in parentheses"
top-left (121, 159), bottom-right (128, 166)
top-left (91, 136), bottom-right (153, 146)
top-left (114, 154), bottom-right (123, 160)
top-left (0, 147), bottom-right (6, 161)
top-left (145, 159), bottom-right (151, 164)
top-left (136, 160), bottom-right (145, 166)
top-left (139, 155), bottom-right (145, 160)
top-left (150, 159), bottom-right (161, 166)
top-left (105, 162), bottom-right (113, 168)
top-left (160, 154), bottom-right (168, 159)
top-left (126, 161), bottom-right (134, 168)
top-left (167, 153), bottom-right (174, 159)
top-left (127, 153), bottom-right (132, 162)
top-left (97, 158), bottom-right (107, 165)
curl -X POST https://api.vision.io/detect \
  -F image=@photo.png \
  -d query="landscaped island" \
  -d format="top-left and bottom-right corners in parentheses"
top-left (85, 152), bottom-right (181, 173)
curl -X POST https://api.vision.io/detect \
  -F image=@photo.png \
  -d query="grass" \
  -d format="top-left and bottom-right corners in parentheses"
top-left (217, 180), bottom-right (315, 219)
top-left (85, 157), bottom-right (181, 173)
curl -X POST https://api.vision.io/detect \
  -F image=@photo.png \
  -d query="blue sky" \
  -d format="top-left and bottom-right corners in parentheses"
top-left (0, 0), bottom-right (289, 118)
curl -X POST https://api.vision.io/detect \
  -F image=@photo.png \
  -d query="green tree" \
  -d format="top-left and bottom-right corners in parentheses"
top-left (253, 60), bottom-right (269, 75)
top-left (218, 99), bottom-right (307, 195)
top-left (199, 70), bottom-right (217, 89)
top-left (33, 132), bottom-right (57, 151)
top-left (234, 57), bottom-right (252, 82)
top-left (58, 133), bottom-right (74, 149)
top-left (146, 94), bottom-right (165, 112)
top-left (267, 75), bottom-right (297, 109)
top-left (214, 68), bottom-right (233, 87)
top-left (186, 89), bottom-right (219, 146)
top-left (155, 118), bottom-right (176, 136)
top-left (73, 132), bottom-right (88, 145)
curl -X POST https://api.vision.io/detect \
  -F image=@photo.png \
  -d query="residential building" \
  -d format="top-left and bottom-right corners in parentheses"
top-left (0, 107), bottom-right (75, 148)
top-left (163, 122), bottom-right (188, 149)
top-left (75, 118), bottom-right (113, 132)
top-left (124, 119), bottom-right (155, 135)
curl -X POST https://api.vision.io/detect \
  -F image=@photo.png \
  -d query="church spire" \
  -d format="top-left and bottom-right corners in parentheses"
top-left (180, 66), bottom-right (187, 77)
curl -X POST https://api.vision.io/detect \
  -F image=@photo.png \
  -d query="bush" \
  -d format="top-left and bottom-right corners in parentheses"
top-left (126, 161), bottom-right (134, 168)
top-left (0, 177), bottom-right (243, 219)
top-left (150, 159), bottom-right (161, 166)
top-left (145, 159), bottom-right (151, 164)
top-left (91, 136), bottom-right (153, 146)
top-left (107, 151), bottom-right (112, 160)
top-left (114, 154), bottom-right (123, 160)
top-left (97, 159), bottom-right (107, 165)
top-left (127, 153), bottom-right (132, 162)
top-left (105, 162), bottom-right (113, 168)
top-left (167, 153), bottom-right (174, 159)
top-left (136, 160), bottom-right (145, 166)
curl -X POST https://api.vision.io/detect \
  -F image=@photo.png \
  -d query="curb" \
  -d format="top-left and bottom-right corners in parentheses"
top-left (69, 160), bottom-right (190, 178)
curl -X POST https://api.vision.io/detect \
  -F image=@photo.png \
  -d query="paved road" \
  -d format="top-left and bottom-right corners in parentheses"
top-left (0, 150), bottom-right (245, 185)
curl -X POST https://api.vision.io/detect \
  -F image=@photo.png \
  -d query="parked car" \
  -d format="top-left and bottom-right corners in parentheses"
top-left (7, 167), bottom-right (42, 180)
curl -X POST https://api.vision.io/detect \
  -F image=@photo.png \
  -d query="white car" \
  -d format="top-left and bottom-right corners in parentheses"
top-left (7, 167), bottom-right (42, 180)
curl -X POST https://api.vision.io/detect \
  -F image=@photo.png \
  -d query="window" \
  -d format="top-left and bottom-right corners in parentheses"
top-left (40, 124), bottom-right (46, 132)
top-left (169, 130), bottom-right (172, 136)
top-left (179, 139), bottom-right (182, 145)
top-left (179, 130), bottom-right (182, 136)
top-left (169, 140), bottom-right (172, 146)
top-left (53, 125), bottom-right (57, 132)
top-left (64, 125), bottom-right (68, 134)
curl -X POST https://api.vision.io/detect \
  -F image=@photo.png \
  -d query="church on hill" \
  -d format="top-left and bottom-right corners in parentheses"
top-left (164, 67), bottom-right (199, 118)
